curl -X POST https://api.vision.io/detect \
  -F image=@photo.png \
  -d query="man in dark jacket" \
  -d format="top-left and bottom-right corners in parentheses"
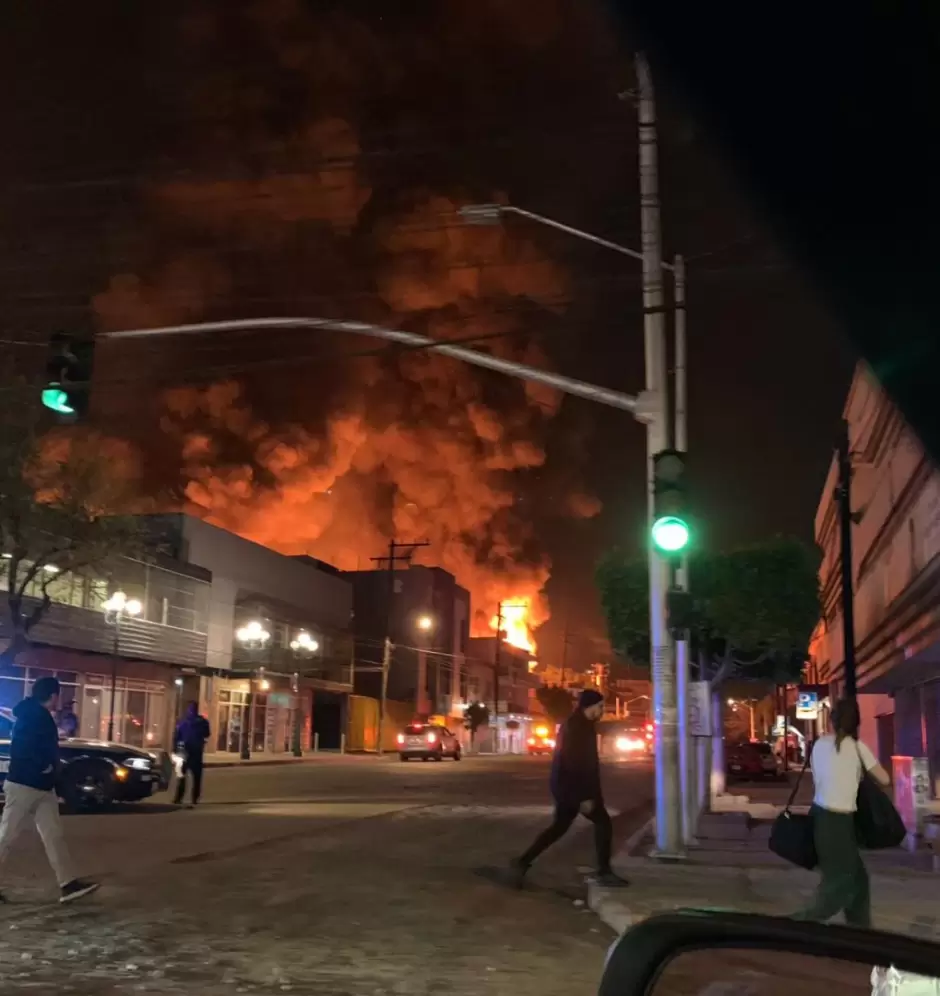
top-left (0, 677), bottom-right (98, 903)
top-left (511, 689), bottom-right (627, 887)
top-left (173, 702), bottom-right (211, 806)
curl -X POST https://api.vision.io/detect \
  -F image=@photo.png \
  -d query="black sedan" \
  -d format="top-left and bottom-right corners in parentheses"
top-left (0, 708), bottom-right (171, 810)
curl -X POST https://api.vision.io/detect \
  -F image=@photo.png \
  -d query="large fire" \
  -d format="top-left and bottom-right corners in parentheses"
top-left (86, 3), bottom-right (604, 638)
top-left (491, 598), bottom-right (536, 654)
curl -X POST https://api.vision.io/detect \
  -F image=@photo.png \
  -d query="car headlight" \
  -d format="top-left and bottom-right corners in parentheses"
top-left (124, 757), bottom-right (152, 771)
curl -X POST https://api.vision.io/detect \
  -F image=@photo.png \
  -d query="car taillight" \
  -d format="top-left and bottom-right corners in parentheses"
top-left (427, 733), bottom-right (437, 744)
top-left (528, 737), bottom-right (536, 745)
top-left (646, 723), bottom-right (654, 732)
top-left (645, 731), bottom-right (653, 740)
top-left (397, 734), bottom-right (405, 745)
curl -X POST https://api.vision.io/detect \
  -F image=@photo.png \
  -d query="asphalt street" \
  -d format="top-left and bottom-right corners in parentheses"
top-left (0, 754), bottom-right (654, 996)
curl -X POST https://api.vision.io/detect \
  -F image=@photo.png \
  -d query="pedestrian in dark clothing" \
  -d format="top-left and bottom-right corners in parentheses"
top-left (511, 689), bottom-right (627, 888)
top-left (0, 677), bottom-right (98, 903)
top-left (173, 702), bottom-right (210, 807)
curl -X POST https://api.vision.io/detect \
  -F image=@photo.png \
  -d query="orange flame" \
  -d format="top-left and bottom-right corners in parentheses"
top-left (491, 598), bottom-right (536, 654)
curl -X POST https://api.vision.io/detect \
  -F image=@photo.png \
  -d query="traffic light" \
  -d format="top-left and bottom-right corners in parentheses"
top-left (42, 332), bottom-right (94, 420)
top-left (651, 448), bottom-right (690, 554)
top-left (667, 588), bottom-right (695, 635)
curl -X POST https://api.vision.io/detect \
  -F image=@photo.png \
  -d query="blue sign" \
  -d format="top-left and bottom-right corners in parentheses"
top-left (796, 690), bottom-right (819, 719)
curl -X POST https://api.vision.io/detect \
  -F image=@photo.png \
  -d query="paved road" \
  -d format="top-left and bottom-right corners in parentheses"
top-left (0, 755), bottom-right (653, 995)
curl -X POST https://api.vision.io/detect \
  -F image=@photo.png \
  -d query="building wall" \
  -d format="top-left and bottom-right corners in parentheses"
top-left (146, 514), bottom-right (353, 673)
top-left (814, 364), bottom-right (940, 785)
top-left (346, 565), bottom-right (470, 718)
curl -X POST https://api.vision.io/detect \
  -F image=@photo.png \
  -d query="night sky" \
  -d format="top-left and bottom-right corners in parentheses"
top-left (0, 1), bottom-right (853, 668)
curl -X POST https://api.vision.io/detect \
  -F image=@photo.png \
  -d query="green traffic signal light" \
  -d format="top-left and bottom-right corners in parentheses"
top-left (651, 515), bottom-right (690, 553)
top-left (41, 387), bottom-right (75, 415)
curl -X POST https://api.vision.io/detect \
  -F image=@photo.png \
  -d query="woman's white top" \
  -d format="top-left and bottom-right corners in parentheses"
top-left (810, 734), bottom-right (878, 813)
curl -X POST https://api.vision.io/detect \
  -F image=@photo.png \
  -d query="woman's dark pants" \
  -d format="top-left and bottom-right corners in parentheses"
top-left (796, 804), bottom-right (871, 927)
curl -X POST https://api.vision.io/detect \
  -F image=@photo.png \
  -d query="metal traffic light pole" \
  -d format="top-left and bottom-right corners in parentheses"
top-left (637, 53), bottom-right (683, 858)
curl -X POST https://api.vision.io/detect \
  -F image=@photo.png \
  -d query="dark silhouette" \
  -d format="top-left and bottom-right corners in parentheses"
top-left (173, 702), bottom-right (211, 807)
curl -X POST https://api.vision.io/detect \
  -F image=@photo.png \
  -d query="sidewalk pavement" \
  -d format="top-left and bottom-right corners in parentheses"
top-left (590, 777), bottom-right (940, 941)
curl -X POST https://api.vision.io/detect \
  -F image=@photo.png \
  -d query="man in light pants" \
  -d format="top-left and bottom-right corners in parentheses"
top-left (0, 676), bottom-right (98, 903)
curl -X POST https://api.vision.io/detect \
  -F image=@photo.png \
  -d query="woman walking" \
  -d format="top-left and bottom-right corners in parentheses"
top-left (797, 698), bottom-right (890, 926)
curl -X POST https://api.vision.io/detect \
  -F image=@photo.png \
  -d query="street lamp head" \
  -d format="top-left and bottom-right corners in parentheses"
top-left (416, 614), bottom-right (434, 632)
top-left (290, 630), bottom-right (319, 653)
top-left (236, 620), bottom-right (270, 644)
top-left (125, 598), bottom-right (142, 617)
top-left (103, 591), bottom-right (127, 613)
top-left (458, 203), bottom-right (504, 226)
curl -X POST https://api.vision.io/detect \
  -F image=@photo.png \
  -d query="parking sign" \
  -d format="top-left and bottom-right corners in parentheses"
top-left (796, 690), bottom-right (819, 720)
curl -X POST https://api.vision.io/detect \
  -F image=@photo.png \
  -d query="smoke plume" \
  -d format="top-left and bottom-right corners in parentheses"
top-left (91, 1), bottom-right (610, 648)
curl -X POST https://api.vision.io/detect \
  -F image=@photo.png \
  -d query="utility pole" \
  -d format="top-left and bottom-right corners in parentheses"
top-left (493, 602), bottom-right (504, 751)
top-left (560, 613), bottom-right (570, 687)
top-left (836, 420), bottom-right (857, 698)
top-left (371, 538), bottom-right (430, 754)
top-left (637, 52), bottom-right (682, 858)
top-left (673, 251), bottom-right (696, 844)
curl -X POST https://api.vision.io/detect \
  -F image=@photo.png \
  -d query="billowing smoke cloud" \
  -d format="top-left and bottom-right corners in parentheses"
top-left (91, 1), bottom-right (609, 648)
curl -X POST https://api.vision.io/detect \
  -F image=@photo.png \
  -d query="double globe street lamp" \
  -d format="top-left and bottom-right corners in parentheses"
top-left (102, 591), bottom-right (142, 742)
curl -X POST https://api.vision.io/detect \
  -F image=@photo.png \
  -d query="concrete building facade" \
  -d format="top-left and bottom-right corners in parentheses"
top-left (812, 365), bottom-right (940, 790)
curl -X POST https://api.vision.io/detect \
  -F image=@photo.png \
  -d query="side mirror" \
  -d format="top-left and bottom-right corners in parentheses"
top-left (599, 910), bottom-right (940, 996)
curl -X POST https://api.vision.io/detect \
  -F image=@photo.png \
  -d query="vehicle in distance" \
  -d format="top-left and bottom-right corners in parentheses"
top-left (726, 740), bottom-right (783, 781)
top-left (599, 718), bottom-right (654, 758)
top-left (397, 722), bottom-right (462, 762)
top-left (0, 706), bottom-right (171, 809)
top-left (527, 724), bottom-right (556, 755)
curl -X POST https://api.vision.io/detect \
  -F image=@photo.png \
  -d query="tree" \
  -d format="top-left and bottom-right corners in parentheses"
top-left (463, 702), bottom-right (490, 746)
top-left (535, 684), bottom-right (574, 725)
top-left (596, 536), bottom-right (820, 686)
top-left (0, 382), bottom-right (146, 667)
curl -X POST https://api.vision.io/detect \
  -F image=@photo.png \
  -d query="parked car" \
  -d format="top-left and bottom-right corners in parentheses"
top-left (725, 740), bottom-right (783, 781)
top-left (397, 722), bottom-right (462, 762)
top-left (0, 707), bottom-right (171, 810)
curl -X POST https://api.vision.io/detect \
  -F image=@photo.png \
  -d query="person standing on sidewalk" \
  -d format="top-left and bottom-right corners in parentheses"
top-left (173, 702), bottom-right (210, 807)
top-left (510, 689), bottom-right (627, 888)
top-left (0, 677), bottom-right (98, 903)
top-left (796, 697), bottom-right (890, 926)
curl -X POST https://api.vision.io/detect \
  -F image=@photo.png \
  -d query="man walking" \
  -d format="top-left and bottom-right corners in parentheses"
top-left (0, 677), bottom-right (98, 903)
top-left (511, 689), bottom-right (627, 887)
top-left (173, 702), bottom-right (210, 807)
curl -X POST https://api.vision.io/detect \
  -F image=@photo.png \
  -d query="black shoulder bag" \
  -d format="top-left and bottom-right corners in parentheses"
top-left (768, 747), bottom-right (817, 869)
top-left (854, 743), bottom-right (906, 850)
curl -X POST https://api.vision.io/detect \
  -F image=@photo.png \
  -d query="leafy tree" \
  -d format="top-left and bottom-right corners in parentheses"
top-left (596, 536), bottom-right (820, 686)
top-left (464, 701), bottom-right (490, 746)
top-left (535, 684), bottom-right (575, 725)
top-left (0, 383), bottom-right (146, 667)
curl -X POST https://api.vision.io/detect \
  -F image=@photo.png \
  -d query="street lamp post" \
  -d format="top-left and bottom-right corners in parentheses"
top-left (235, 620), bottom-right (270, 760)
top-left (290, 630), bottom-right (319, 757)
top-left (102, 591), bottom-right (142, 742)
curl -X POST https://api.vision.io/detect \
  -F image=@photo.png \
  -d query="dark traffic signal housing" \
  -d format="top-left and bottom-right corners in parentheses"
top-left (666, 588), bottom-right (695, 636)
top-left (651, 448), bottom-right (690, 555)
top-left (42, 332), bottom-right (95, 420)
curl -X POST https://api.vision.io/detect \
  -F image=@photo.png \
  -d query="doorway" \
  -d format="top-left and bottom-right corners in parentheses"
top-left (312, 691), bottom-right (344, 750)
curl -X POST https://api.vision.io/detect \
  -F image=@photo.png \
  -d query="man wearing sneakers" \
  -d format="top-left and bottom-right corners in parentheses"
top-left (0, 676), bottom-right (98, 903)
top-left (511, 688), bottom-right (627, 888)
